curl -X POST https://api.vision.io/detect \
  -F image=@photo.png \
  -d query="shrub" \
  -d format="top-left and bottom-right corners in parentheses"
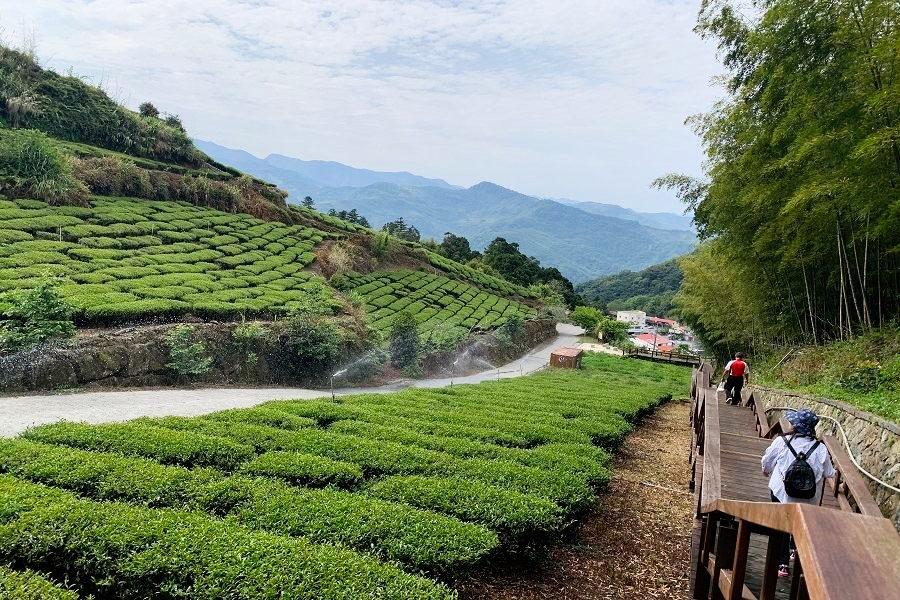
top-left (274, 305), bottom-right (344, 379)
top-left (0, 438), bottom-right (496, 575)
top-left (366, 475), bottom-right (563, 538)
top-left (571, 305), bottom-right (603, 330)
top-left (165, 324), bottom-right (212, 377)
top-left (23, 421), bottom-right (253, 469)
top-left (389, 311), bottom-right (420, 369)
top-left (0, 566), bottom-right (77, 599)
top-left (0, 129), bottom-right (89, 205)
top-left (0, 278), bottom-right (74, 353)
top-left (239, 451), bottom-right (363, 488)
top-left (0, 475), bottom-right (453, 599)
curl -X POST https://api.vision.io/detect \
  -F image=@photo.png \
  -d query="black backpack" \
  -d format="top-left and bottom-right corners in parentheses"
top-left (781, 435), bottom-right (821, 499)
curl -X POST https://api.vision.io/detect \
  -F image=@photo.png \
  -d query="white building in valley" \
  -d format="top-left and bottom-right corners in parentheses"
top-left (615, 310), bottom-right (646, 328)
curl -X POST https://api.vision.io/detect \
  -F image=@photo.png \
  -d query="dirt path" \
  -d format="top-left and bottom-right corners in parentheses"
top-left (458, 400), bottom-right (694, 600)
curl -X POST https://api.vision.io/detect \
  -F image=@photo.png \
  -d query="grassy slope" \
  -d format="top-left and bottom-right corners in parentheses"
top-left (753, 327), bottom-right (900, 422)
top-left (0, 353), bottom-right (689, 596)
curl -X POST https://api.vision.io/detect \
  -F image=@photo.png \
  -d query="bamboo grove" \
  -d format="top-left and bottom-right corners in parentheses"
top-left (658, 0), bottom-right (900, 357)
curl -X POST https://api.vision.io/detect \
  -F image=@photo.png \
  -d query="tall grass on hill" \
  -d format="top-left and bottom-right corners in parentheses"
top-left (0, 46), bottom-right (199, 165)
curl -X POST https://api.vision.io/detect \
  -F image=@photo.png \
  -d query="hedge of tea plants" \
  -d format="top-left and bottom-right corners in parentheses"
top-left (0, 353), bottom-right (690, 597)
top-left (335, 269), bottom-right (536, 334)
top-left (0, 196), bottom-right (342, 322)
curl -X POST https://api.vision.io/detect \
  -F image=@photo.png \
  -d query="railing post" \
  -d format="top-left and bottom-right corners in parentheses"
top-left (710, 519), bottom-right (737, 599)
top-left (693, 513), bottom-right (717, 599)
top-left (760, 530), bottom-right (785, 600)
top-left (729, 519), bottom-right (750, 600)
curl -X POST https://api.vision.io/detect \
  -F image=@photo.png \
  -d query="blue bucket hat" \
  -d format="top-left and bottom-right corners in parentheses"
top-left (786, 409), bottom-right (819, 437)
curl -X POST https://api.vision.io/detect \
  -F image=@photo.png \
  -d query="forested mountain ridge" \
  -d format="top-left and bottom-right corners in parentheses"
top-left (576, 259), bottom-right (682, 316)
top-left (196, 141), bottom-right (696, 283)
top-left (553, 199), bottom-right (694, 232)
top-left (662, 0), bottom-right (900, 360)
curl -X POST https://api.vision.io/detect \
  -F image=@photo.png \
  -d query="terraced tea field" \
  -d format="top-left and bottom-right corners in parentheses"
top-left (336, 269), bottom-right (536, 334)
top-left (0, 196), bottom-right (340, 322)
top-left (0, 353), bottom-right (689, 598)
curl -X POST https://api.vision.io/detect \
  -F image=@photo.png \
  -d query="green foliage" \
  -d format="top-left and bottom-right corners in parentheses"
top-left (0, 278), bottom-right (75, 353)
top-left (0, 47), bottom-right (199, 164)
top-left (340, 269), bottom-right (536, 336)
top-left (0, 197), bottom-right (339, 323)
top-left (0, 566), bottom-right (77, 599)
top-left (239, 451), bottom-right (363, 488)
top-left (276, 305), bottom-right (344, 378)
top-left (754, 326), bottom-right (900, 421)
top-left (482, 237), bottom-right (579, 307)
top-left (0, 475), bottom-right (452, 599)
top-left (576, 259), bottom-right (682, 315)
top-left (372, 230), bottom-right (393, 258)
top-left (2, 354), bottom-right (688, 591)
top-left (389, 311), bottom-right (421, 369)
top-left (439, 231), bottom-right (481, 263)
top-left (165, 324), bottom-right (213, 377)
top-left (327, 207), bottom-right (370, 227)
top-left (138, 101), bottom-right (159, 118)
top-left (571, 305), bottom-right (603, 331)
top-left (0, 437), bottom-right (494, 575)
top-left (0, 128), bottom-right (89, 204)
top-left (660, 0), bottom-right (900, 355)
top-left (381, 216), bottom-right (420, 242)
top-left (596, 315), bottom-right (629, 344)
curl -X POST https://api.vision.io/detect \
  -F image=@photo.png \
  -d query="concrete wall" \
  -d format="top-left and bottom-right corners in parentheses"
top-left (750, 385), bottom-right (899, 528)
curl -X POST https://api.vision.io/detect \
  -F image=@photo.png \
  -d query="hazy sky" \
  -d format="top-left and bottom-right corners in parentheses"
top-left (2, 1), bottom-right (723, 212)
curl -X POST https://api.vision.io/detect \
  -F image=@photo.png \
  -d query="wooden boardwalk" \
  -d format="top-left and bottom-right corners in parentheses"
top-left (688, 365), bottom-right (900, 600)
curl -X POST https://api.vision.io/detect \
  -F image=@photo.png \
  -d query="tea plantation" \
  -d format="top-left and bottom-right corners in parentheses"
top-left (335, 269), bottom-right (536, 334)
top-left (0, 196), bottom-right (343, 322)
top-left (0, 353), bottom-right (690, 598)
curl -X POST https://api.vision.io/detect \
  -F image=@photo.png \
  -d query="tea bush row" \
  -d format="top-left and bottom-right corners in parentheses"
top-left (0, 439), bottom-right (497, 574)
top-left (337, 269), bottom-right (536, 333)
top-left (0, 475), bottom-right (453, 599)
top-left (0, 566), bottom-right (78, 599)
top-left (0, 196), bottom-right (338, 321)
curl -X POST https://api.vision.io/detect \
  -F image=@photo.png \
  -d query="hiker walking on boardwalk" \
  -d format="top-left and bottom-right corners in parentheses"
top-left (721, 352), bottom-right (749, 405)
top-left (761, 409), bottom-right (836, 577)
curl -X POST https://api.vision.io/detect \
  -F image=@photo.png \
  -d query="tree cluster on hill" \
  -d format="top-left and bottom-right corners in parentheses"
top-left (481, 238), bottom-right (579, 307)
top-left (576, 259), bottom-right (682, 316)
top-left (657, 0), bottom-right (900, 360)
top-left (381, 217), bottom-right (420, 242)
top-left (327, 208), bottom-right (370, 228)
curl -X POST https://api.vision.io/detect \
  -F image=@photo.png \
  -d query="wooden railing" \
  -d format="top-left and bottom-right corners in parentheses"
top-left (690, 365), bottom-right (900, 600)
top-left (628, 347), bottom-right (701, 366)
top-left (746, 395), bottom-right (881, 517)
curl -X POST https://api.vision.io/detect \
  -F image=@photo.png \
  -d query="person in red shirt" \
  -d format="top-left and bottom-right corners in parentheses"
top-left (722, 352), bottom-right (749, 405)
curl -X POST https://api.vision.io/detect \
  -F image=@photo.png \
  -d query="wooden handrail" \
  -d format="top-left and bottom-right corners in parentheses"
top-left (708, 499), bottom-right (900, 600)
top-left (692, 381), bottom-right (900, 600)
top-left (821, 435), bottom-right (883, 517)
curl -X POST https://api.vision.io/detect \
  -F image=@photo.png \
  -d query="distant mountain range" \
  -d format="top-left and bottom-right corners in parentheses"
top-left (195, 140), bottom-right (696, 282)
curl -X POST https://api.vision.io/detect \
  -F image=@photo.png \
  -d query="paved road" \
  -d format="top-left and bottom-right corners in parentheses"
top-left (0, 324), bottom-right (584, 437)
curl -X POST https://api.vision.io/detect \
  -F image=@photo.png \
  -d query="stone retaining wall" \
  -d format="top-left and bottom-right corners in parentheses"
top-left (750, 385), bottom-right (899, 528)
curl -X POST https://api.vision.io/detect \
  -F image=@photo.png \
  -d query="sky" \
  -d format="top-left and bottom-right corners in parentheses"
top-left (1, 1), bottom-right (724, 212)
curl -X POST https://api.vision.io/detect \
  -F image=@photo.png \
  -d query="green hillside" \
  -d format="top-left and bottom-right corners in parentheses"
top-left (0, 47), bottom-right (537, 342)
top-left (576, 259), bottom-right (682, 316)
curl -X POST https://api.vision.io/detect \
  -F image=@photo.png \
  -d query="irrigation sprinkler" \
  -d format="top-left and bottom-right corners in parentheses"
top-left (330, 367), bottom-right (348, 400)
top-left (450, 357), bottom-right (461, 387)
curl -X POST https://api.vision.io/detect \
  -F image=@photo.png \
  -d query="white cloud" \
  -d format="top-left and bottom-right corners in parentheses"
top-left (0, 0), bottom-right (723, 211)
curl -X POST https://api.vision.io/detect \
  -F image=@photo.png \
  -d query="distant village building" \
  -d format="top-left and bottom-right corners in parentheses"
top-left (615, 310), bottom-right (646, 328)
top-left (632, 332), bottom-right (673, 352)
